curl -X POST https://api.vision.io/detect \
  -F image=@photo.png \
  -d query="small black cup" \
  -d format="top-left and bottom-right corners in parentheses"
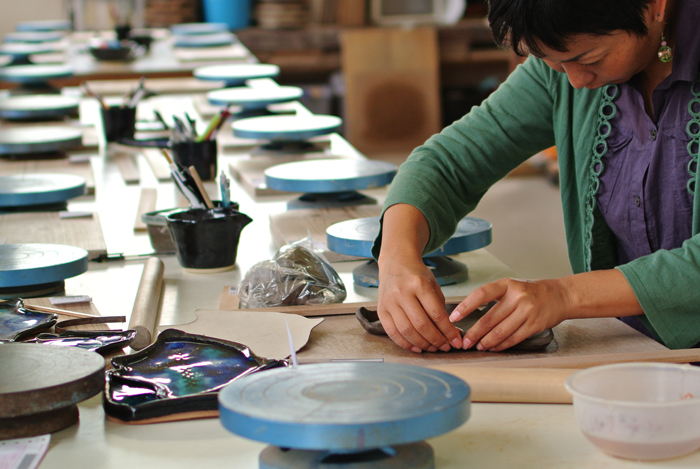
top-left (115, 24), bottom-right (131, 41)
top-left (171, 139), bottom-right (217, 181)
top-left (101, 106), bottom-right (136, 142)
top-left (166, 206), bottom-right (252, 272)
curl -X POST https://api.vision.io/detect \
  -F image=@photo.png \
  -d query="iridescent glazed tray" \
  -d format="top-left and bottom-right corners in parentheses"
top-left (0, 299), bottom-right (57, 341)
top-left (104, 329), bottom-right (287, 424)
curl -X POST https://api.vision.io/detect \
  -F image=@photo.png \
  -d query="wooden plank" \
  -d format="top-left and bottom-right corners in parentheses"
top-left (143, 148), bottom-right (172, 181)
top-left (0, 212), bottom-right (107, 261)
top-left (294, 315), bottom-right (670, 366)
top-left (134, 188), bottom-right (157, 232)
top-left (114, 151), bottom-right (140, 184)
top-left (228, 152), bottom-right (342, 197)
top-left (269, 205), bottom-right (382, 262)
top-left (0, 153), bottom-right (96, 195)
top-left (340, 27), bottom-right (441, 155)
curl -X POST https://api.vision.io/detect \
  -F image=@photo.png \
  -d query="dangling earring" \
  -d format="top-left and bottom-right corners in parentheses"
top-left (657, 12), bottom-right (673, 63)
top-left (658, 32), bottom-right (673, 62)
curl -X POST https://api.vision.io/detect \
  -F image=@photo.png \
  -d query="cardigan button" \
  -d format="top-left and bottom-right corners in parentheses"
top-left (650, 129), bottom-right (657, 141)
top-left (635, 196), bottom-right (641, 207)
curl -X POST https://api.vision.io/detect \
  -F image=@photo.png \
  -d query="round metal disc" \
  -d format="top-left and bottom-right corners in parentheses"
top-left (0, 127), bottom-right (83, 154)
top-left (0, 244), bottom-right (88, 288)
top-left (0, 343), bottom-right (104, 416)
top-left (15, 20), bottom-right (71, 32)
top-left (207, 86), bottom-right (303, 109)
top-left (170, 22), bottom-right (229, 35)
top-left (0, 42), bottom-right (61, 58)
top-left (232, 115), bottom-right (342, 141)
top-left (4, 31), bottom-right (65, 43)
top-left (194, 64), bottom-right (279, 86)
top-left (327, 216), bottom-right (492, 258)
top-left (0, 174), bottom-right (86, 207)
top-left (0, 95), bottom-right (79, 120)
top-left (0, 64), bottom-right (73, 84)
top-left (219, 362), bottom-right (470, 451)
top-left (173, 32), bottom-right (234, 48)
top-left (265, 159), bottom-right (397, 193)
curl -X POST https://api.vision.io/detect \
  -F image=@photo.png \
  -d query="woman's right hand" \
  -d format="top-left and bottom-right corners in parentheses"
top-left (376, 204), bottom-right (463, 353)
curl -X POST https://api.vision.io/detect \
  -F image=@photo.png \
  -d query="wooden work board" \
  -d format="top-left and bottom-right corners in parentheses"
top-left (0, 153), bottom-right (96, 195)
top-left (0, 212), bottom-right (107, 261)
top-left (269, 205), bottom-right (382, 262)
top-left (218, 293), bottom-right (700, 369)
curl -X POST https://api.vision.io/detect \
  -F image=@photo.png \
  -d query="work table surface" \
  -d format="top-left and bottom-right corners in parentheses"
top-left (4, 83), bottom-right (697, 468)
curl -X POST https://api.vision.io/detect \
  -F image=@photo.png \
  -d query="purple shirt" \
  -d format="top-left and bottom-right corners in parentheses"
top-left (596, 1), bottom-right (700, 339)
top-left (597, 1), bottom-right (700, 264)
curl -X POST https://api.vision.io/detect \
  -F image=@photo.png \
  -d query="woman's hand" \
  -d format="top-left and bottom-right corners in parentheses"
top-left (377, 252), bottom-right (464, 353)
top-left (449, 270), bottom-right (644, 352)
top-left (449, 278), bottom-right (571, 352)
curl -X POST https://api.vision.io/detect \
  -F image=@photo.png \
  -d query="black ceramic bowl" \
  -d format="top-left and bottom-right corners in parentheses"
top-left (128, 35), bottom-right (153, 51)
top-left (89, 41), bottom-right (136, 61)
top-left (166, 206), bottom-right (251, 273)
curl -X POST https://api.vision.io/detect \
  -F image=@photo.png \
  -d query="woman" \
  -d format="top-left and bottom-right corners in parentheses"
top-left (372, 0), bottom-right (700, 353)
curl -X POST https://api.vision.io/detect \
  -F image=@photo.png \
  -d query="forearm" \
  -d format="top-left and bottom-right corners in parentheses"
top-left (558, 269), bottom-right (643, 319)
top-left (377, 204), bottom-right (431, 264)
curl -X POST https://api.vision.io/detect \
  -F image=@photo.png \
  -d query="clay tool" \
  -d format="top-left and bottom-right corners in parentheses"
top-left (219, 171), bottom-right (231, 208)
top-left (81, 82), bottom-right (107, 109)
top-left (127, 257), bottom-right (165, 350)
top-left (153, 110), bottom-right (169, 130)
top-left (19, 301), bottom-right (97, 319)
top-left (160, 149), bottom-right (204, 208)
top-left (285, 318), bottom-right (299, 367)
top-left (188, 166), bottom-right (214, 209)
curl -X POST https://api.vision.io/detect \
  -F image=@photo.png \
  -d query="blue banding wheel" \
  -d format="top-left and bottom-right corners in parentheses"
top-left (170, 23), bottom-right (229, 35)
top-left (232, 115), bottom-right (342, 141)
top-left (0, 127), bottom-right (83, 155)
top-left (0, 244), bottom-right (88, 288)
top-left (173, 32), bottom-right (234, 48)
top-left (193, 64), bottom-right (280, 87)
top-left (16, 20), bottom-right (71, 32)
top-left (0, 64), bottom-right (72, 84)
top-left (0, 174), bottom-right (85, 207)
top-left (0, 43), bottom-right (61, 58)
top-left (265, 159), bottom-right (397, 193)
top-left (219, 362), bottom-right (470, 451)
top-left (207, 86), bottom-right (303, 109)
top-left (327, 216), bottom-right (492, 258)
top-left (0, 95), bottom-right (79, 120)
top-left (4, 31), bottom-right (65, 43)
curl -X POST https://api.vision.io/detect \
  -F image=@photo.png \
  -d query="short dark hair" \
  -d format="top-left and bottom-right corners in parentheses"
top-left (488, 0), bottom-right (652, 57)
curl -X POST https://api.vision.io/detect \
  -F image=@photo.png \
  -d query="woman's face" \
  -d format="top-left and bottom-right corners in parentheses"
top-left (536, 29), bottom-right (659, 89)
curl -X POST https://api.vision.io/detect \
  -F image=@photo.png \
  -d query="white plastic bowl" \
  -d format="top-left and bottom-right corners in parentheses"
top-left (565, 363), bottom-right (700, 460)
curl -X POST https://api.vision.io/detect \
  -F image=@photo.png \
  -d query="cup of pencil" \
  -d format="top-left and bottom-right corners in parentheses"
top-left (83, 79), bottom-right (147, 143)
top-left (168, 107), bottom-right (230, 181)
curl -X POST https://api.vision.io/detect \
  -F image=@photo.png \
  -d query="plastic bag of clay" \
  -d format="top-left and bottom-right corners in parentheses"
top-left (237, 236), bottom-right (347, 309)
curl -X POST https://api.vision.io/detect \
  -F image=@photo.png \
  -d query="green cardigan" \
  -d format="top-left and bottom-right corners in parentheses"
top-left (372, 56), bottom-right (700, 349)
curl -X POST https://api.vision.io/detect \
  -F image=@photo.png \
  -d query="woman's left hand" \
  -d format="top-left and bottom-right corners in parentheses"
top-left (449, 277), bottom-right (572, 352)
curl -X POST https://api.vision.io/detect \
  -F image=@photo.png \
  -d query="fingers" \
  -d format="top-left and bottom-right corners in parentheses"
top-left (379, 296), bottom-right (452, 352)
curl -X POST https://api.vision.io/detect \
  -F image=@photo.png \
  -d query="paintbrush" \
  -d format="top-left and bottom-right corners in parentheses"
top-left (188, 166), bottom-right (214, 209)
top-left (81, 82), bottom-right (108, 109)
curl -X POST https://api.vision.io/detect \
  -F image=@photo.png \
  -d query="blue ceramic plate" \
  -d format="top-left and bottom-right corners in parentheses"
top-left (327, 216), bottom-right (492, 258)
top-left (232, 115), bottom-right (342, 141)
top-left (0, 64), bottom-right (73, 84)
top-left (104, 329), bottom-right (287, 422)
top-left (193, 63), bottom-right (279, 86)
top-left (16, 20), bottom-right (71, 32)
top-left (173, 32), bottom-right (234, 48)
top-left (0, 299), bottom-right (57, 341)
top-left (219, 362), bottom-right (471, 450)
top-left (4, 31), bottom-right (65, 43)
top-left (0, 95), bottom-right (80, 121)
top-left (170, 22), bottom-right (229, 35)
top-left (207, 86), bottom-right (303, 109)
top-left (0, 244), bottom-right (88, 288)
